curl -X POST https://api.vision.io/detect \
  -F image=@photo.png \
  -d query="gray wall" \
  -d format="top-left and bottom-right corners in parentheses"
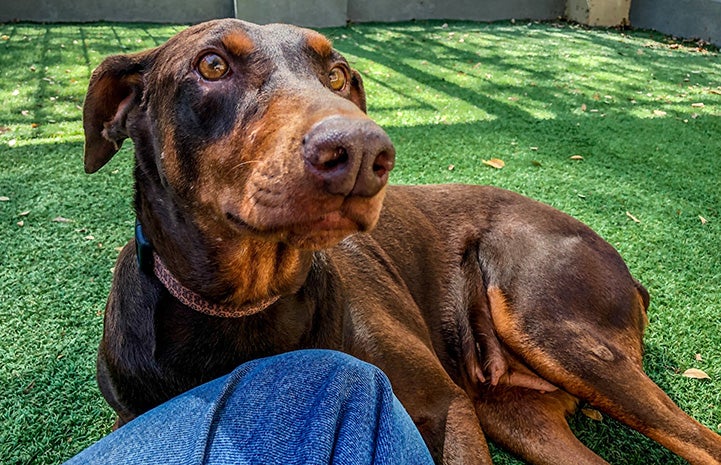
top-left (347, 0), bottom-right (564, 23)
top-left (0, 0), bottom-right (234, 23)
top-left (631, 0), bottom-right (721, 45)
top-left (233, 0), bottom-right (565, 28)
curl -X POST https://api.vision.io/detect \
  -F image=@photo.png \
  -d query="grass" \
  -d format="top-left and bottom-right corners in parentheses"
top-left (1, 19), bottom-right (720, 465)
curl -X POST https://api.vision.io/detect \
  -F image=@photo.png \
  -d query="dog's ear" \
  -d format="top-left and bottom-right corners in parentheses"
top-left (83, 50), bottom-right (154, 174)
top-left (348, 69), bottom-right (367, 113)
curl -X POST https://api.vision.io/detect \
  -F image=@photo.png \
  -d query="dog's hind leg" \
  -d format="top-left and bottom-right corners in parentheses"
top-left (488, 285), bottom-right (721, 465)
top-left (475, 387), bottom-right (609, 465)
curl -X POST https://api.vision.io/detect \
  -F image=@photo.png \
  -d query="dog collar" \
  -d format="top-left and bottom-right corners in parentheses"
top-left (135, 221), bottom-right (281, 318)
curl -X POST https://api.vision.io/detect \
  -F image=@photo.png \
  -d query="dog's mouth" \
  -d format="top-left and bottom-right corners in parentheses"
top-left (224, 197), bottom-right (382, 250)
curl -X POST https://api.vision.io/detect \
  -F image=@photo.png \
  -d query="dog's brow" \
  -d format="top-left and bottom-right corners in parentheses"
top-left (222, 31), bottom-right (256, 56)
top-left (305, 30), bottom-right (332, 58)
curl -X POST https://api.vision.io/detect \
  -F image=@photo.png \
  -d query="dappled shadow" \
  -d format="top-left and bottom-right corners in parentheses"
top-left (0, 23), bottom-right (184, 130)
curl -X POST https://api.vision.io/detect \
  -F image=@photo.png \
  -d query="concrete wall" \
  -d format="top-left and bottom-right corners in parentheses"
top-left (0, 0), bottom-right (234, 23)
top-left (347, 0), bottom-right (565, 23)
top-left (234, 0), bottom-right (565, 28)
top-left (631, 0), bottom-right (721, 45)
top-left (0, 0), bottom-right (566, 25)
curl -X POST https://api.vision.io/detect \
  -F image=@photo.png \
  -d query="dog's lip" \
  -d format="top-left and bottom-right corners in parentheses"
top-left (224, 209), bottom-right (360, 236)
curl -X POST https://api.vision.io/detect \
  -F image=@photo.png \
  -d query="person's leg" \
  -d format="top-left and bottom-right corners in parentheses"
top-left (64, 350), bottom-right (434, 465)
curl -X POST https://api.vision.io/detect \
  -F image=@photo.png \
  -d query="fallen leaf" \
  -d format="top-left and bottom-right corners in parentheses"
top-left (530, 160), bottom-right (543, 167)
top-left (570, 155), bottom-right (584, 160)
top-left (653, 109), bottom-right (667, 117)
top-left (626, 211), bottom-right (641, 223)
top-left (682, 368), bottom-right (710, 380)
top-left (695, 353), bottom-right (703, 361)
top-left (669, 43), bottom-right (680, 49)
top-left (699, 215), bottom-right (707, 225)
top-left (0, 126), bottom-right (10, 134)
top-left (448, 164), bottom-right (455, 171)
top-left (580, 103), bottom-right (587, 112)
top-left (530, 146), bottom-right (538, 151)
top-left (0, 196), bottom-right (9, 201)
top-left (482, 158), bottom-right (505, 169)
top-left (691, 102), bottom-right (705, 108)
top-left (84, 235), bottom-right (95, 240)
top-left (18, 210), bottom-right (30, 217)
top-left (582, 408), bottom-right (603, 421)
top-left (52, 216), bottom-right (73, 223)
top-left (17, 220), bottom-right (24, 227)
top-left (22, 380), bottom-right (35, 394)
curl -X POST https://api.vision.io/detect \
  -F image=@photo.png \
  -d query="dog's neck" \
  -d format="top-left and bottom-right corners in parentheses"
top-left (134, 220), bottom-right (311, 317)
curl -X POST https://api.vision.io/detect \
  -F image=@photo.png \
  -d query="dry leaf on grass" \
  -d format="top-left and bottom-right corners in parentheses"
top-left (653, 109), bottom-right (667, 117)
top-left (682, 368), bottom-right (711, 380)
top-left (52, 216), bottom-right (73, 223)
top-left (626, 211), bottom-right (641, 223)
top-left (482, 158), bottom-right (505, 169)
top-left (570, 155), bottom-right (584, 160)
top-left (582, 408), bottom-right (603, 421)
top-left (699, 215), bottom-right (708, 225)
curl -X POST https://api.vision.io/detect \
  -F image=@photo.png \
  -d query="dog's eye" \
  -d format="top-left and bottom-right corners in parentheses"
top-left (328, 66), bottom-right (347, 91)
top-left (198, 53), bottom-right (229, 80)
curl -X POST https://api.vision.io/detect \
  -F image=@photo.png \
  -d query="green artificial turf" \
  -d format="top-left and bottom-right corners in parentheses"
top-left (1, 19), bottom-right (720, 465)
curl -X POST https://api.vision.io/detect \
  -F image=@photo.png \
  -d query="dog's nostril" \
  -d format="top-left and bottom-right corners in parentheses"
top-left (322, 147), bottom-right (349, 171)
top-left (372, 150), bottom-right (393, 178)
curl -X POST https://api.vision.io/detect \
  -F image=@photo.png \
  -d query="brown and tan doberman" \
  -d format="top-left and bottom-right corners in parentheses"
top-left (82, 18), bottom-right (721, 465)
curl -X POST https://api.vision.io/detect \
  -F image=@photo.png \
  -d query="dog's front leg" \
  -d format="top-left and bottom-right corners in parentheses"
top-left (344, 300), bottom-right (493, 465)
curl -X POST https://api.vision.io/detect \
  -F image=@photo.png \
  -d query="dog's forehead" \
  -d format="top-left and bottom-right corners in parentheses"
top-left (163, 19), bottom-right (334, 60)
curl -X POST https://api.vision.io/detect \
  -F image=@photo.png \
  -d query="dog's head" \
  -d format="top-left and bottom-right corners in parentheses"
top-left (83, 19), bottom-right (394, 250)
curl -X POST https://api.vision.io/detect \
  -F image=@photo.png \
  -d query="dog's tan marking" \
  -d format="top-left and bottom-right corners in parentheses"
top-left (220, 238), bottom-right (305, 304)
top-left (222, 31), bottom-right (255, 57)
top-left (485, 286), bottom-right (558, 392)
top-left (305, 30), bottom-right (332, 58)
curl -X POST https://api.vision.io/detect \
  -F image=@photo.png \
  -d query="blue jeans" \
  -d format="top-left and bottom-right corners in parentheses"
top-left (65, 350), bottom-right (434, 464)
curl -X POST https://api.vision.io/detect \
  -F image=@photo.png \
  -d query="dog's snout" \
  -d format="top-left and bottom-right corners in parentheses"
top-left (303, 117), bottom-right (395, 197)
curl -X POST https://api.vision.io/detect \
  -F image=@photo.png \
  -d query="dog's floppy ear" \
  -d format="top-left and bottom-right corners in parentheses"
top-left (349, 69), bottom-right (367, 113)
top-left (83, 50), bottom-right (154, 174)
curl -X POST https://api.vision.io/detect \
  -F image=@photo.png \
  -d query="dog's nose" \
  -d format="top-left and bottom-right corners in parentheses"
top-left (302, 117), bottom-right (395, 197)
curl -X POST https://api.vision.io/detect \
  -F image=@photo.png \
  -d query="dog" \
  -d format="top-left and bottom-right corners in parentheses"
top-left (82, 18), bottom-right (721, 465)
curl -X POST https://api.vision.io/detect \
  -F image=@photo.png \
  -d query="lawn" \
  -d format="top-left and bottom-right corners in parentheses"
top-left (1, 19), bottom-right (720, 465)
